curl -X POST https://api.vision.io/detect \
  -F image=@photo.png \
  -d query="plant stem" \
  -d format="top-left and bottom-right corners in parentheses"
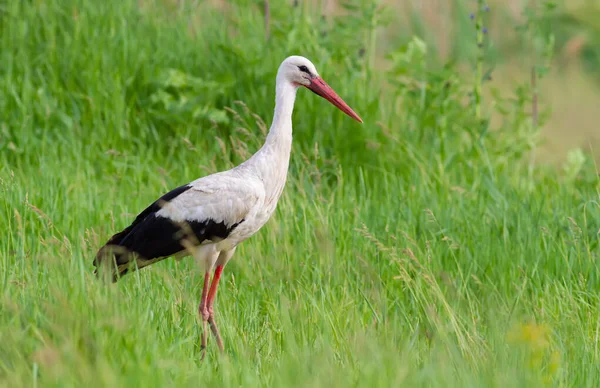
top-left (265, 0), bottom-right (271, 41)
top-left (474, 0), bottom-right (485, 124)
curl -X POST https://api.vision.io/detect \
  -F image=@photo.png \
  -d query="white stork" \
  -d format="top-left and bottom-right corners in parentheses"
top-left (94, 55), bottom-right (362, 356)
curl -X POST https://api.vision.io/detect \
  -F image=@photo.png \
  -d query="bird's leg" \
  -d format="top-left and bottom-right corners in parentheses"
top-left (206, 265), bottom-right (225, 352)
top-left (198, 271), bottom-right (211, 358)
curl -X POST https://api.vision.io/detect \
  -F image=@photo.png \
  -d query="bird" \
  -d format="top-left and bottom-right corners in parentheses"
top-left (93, 55), bottom-right (363, 357)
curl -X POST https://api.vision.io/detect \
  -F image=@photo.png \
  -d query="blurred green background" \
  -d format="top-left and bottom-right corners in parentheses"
top-left (391, 0), bottom-right (600, 163)
top-left (1, 0), bottom-right (599, 387)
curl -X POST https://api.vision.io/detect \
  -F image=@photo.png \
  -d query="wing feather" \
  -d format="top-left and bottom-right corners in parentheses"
top-left (94, 174), bottom-right (264, 281)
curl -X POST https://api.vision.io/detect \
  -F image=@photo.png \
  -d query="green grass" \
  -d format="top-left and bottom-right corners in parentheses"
top-left (1, 0), bottom-right (600, 386)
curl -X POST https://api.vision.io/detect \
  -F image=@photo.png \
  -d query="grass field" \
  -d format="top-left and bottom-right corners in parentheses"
top-left (1, 0), bottom-right (600, 386)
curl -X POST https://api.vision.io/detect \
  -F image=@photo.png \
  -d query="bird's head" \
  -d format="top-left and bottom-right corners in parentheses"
top-left (277, 55), bottom-right (363, 123)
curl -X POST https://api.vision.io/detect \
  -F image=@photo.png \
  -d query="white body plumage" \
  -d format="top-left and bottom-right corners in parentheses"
top-left (153, 65), bottom-right (299, 269)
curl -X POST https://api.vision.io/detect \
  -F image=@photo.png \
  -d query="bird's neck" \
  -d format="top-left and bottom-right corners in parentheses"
top-left (265, 79), bottom-right (297, 149)
top-left (249, 79), bottom-right (297, 174)
top-left (238, 78), bottom-right (297, 205)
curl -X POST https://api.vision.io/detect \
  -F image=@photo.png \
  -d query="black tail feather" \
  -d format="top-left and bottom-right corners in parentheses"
top-left (93, 226), bottom-right (140, 282)
top-left (93, 184), bottom-right (195, 282)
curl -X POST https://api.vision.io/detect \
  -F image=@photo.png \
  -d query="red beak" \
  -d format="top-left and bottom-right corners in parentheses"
top-left (306, 77), bottom-right (363, 123)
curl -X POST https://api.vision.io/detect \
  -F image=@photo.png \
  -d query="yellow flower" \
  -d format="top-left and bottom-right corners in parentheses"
top-left (507, 322), bottom-right (550, 351)
top-left (507, 322), bottom-right (561, 383)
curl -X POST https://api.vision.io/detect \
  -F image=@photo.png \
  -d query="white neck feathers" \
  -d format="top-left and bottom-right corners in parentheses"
top-left (265, 74), bottom-right (298, 145)
top-left (240, 73), bottom-right (298, 187)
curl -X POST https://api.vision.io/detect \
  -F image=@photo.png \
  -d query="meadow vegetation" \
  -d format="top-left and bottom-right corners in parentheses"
top-left (1, 0), bottom-right (599, 386)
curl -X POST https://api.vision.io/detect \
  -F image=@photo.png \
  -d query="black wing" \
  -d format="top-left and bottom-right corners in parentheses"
top-left (93, 184), bottom-right (243, 282)
top-left (102, 184), bottom-right (193, 247)
top-left (93, 184), bottom-right (192, 280)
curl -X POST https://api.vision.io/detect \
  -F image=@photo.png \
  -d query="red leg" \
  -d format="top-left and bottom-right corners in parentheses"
top-left (207, 265), bottom-right (223, 309)
top-left (198, 271), bottom-right (211, 358)
top-left (206, 265), bottom-right (225, 352)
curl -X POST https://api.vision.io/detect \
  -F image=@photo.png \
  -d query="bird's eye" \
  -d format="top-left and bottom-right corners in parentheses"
top-left (298, 65), bottom-right (310, 74)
